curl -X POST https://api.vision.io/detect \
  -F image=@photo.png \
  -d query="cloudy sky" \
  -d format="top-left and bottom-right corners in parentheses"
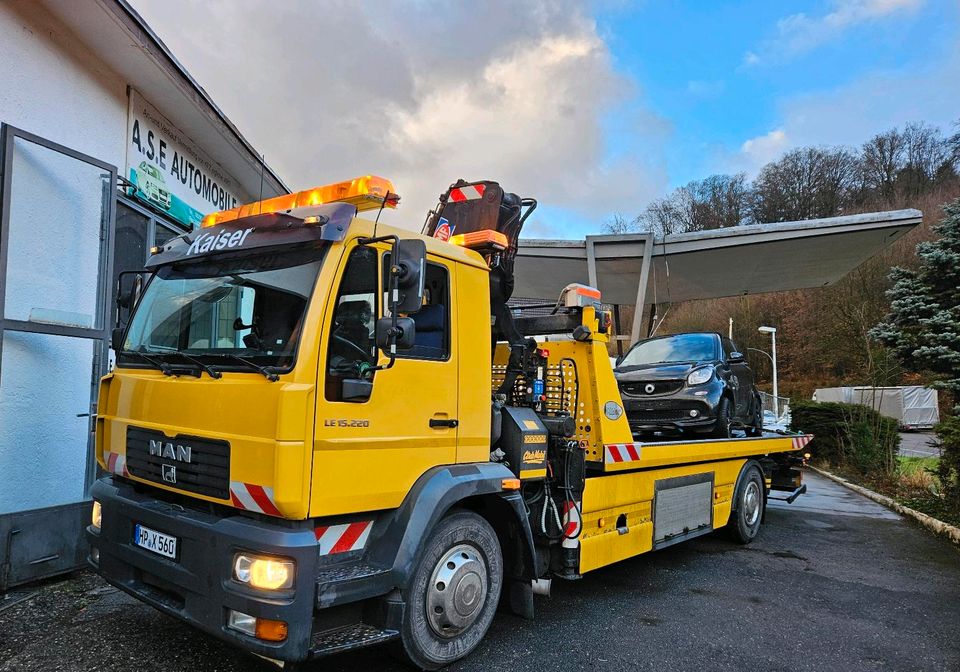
top-left (132, 0), bottom-right (959, 238)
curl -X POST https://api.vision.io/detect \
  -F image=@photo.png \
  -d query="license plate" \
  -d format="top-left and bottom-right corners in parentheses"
top-left (133, 523), bottom-right (178, 559)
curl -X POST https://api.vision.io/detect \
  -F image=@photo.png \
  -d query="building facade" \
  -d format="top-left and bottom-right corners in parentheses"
top-left (0, 0), bottom-right (287, 589)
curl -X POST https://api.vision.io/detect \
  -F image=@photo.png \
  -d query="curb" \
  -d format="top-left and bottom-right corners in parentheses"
top-left (809, 466), bottom-right (960, 546)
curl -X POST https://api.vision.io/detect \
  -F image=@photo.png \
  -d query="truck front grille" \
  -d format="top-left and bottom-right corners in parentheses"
top-left (125, 427), bottom-right (230, 500)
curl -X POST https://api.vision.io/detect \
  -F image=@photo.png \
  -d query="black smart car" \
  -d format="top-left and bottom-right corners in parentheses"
top-left (614, 332), bottom-right (763, 439)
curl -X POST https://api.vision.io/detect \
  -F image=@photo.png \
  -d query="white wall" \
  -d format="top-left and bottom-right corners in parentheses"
top-left (0, 1), bottom-right (127, 168)
top-left (0, 2), bottom-right (126, 512)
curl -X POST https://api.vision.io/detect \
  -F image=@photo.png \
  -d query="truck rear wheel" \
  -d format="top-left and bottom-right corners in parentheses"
top-left (399, 510), bottom-right (503, 670)
top-left (727, 465), bottom-right (764, 544)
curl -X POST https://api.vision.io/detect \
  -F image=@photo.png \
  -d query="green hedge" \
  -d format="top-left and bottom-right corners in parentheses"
top-left (934, 415), bottom-right (960, 508)
top-left (790, 401), bottom-right (900, 476)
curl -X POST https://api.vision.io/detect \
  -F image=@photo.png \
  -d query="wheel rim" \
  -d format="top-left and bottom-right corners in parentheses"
top-left (743, 480), bottom-right (761, 526)
top-left (426, 544), bottom-right (487, 638)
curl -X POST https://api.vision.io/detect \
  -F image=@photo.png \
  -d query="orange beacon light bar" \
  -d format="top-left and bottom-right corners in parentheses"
top-left (201, 175), bottom-right (398, 227)
top-left (448, 230), bottom-right (509, 251)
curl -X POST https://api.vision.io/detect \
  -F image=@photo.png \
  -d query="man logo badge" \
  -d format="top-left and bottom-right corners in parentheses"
top-left (149, 439), bottom-right (192, 463)
top-left (644, 383), bottom-right (656, 394)
top-left (162, 464), bottom-right (177, 484)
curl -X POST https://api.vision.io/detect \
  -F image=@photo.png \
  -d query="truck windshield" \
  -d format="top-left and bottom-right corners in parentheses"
top-left (119, 247), bottom-right (325, 372)
top-left (619, 333), bottom-right (718, 367)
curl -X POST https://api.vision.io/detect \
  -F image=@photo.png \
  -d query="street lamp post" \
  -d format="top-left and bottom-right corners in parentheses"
top-left (758, 326), bottom-right (778, 419)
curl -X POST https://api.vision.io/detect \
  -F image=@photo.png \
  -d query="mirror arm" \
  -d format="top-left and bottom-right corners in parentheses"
top-left (359, 234), bottom-right (402, 373)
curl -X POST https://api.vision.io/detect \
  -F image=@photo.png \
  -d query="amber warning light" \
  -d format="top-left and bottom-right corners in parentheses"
top-left (201, 175), bottom-right (398, 227)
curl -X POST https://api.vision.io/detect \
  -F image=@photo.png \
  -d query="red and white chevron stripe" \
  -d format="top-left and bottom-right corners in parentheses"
top-left (449, 183), bottom-right (486, 202)
top-left (605, 443), bottom-right (643, 464)
top-left (230, 481), bottom-right (282, 517)
top-left (104, 451), bottom-right (128, 477)
top-left (314, 521), bottom-right (373, 555)
top-left (791, 434), bottom-right (813, 451)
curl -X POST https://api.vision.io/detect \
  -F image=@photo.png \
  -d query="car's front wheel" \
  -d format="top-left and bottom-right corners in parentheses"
top-left (711, 396), bottom-right (733, 438)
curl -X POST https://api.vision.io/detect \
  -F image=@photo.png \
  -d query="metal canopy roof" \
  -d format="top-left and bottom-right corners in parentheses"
top-left (515, 209), bottom-right (922, 307)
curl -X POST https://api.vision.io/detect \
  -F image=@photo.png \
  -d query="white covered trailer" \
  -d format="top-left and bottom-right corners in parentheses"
top-left (812, 386), bottom-right (940, 430)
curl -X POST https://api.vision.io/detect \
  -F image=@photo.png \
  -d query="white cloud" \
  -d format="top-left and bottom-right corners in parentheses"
top-left (746, 0), bottom-right (924, 63)
top-left (738, 128), bottom-right (790, 174)
top-left (130, 0), bottom-right (668, 235)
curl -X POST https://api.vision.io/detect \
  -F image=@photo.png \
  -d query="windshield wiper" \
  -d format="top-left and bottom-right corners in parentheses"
top-left (164, 351), bottom-right (223, 379)
top-left (122, 350), bottom-right (182, 377)
top-left (208, 353), bottom-right (280, 382)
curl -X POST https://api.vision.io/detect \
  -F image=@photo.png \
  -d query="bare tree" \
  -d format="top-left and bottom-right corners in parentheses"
top-left (949, 119), bottom-right (960, 165)
top-left (751, 147), bottom-right (857, 223)
top-left (638, 173), bottom-right (750, 236)
top-left (603, 212), bottom-right (641, 235)
top-left (860, 128), bottom-right (906, 200)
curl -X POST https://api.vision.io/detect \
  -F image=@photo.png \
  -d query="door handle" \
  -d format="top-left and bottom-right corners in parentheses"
top-left (429, 418), bottom-right (459, 429)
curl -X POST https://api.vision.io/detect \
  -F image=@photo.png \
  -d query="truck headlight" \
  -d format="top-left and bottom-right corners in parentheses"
top-left (233, 553), bottom-right (295, 591)
top-left (91, 500), bottom-right (102, 531)
top-left (686, 367), bottom-right (714, 386)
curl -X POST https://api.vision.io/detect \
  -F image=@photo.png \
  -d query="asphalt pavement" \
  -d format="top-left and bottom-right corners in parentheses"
top-left (1, 471), bottom-right (958, 672)
top-left (899, 432), bottom-right (941, 458)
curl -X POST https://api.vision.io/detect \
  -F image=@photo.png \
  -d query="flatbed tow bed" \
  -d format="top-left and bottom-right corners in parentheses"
top-left (88, 177), bottom-right (810, 669)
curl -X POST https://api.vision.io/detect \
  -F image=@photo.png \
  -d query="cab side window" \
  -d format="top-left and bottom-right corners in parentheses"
top-left (325, 247), bottom-right (377, 401)
top-left (383, 257), bottom-right (450, 361)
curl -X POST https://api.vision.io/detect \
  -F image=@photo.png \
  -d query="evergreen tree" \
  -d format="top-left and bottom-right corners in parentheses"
top-left (872, 199), bottom-right (960, 507)
top-left (871, 199), bottom-right (960, 399)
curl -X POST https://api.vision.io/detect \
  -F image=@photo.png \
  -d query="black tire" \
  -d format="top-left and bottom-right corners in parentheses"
top-left (746, 394), bottom-right (764, 437)
top-left (398, 510), bottom-right (503, 670)
top-left (711, 396), bottom-right (733, 438)
top-left (727, 465), bottom-right (765, 544)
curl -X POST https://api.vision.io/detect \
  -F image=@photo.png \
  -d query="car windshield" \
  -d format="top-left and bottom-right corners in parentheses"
top-left (119, 247), bottom-right (325, 372)
top-left (619, 333), bottom-right (717, 367)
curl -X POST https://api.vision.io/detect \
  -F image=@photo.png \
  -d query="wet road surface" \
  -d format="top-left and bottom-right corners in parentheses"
top-left (1, 471), bottom-right (958, 672)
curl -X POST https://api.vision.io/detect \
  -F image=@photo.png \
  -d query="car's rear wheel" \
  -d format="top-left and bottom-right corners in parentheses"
top-left (711, 396), bottom-right (733, 438)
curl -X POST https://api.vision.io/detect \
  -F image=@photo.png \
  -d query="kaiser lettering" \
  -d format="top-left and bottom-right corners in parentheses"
top-left (186, 227), bottom-right (254, 256)
top-left (149, 439), bottom-right (192, 463)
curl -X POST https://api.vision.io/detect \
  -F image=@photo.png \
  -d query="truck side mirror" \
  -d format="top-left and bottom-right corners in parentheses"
top-left (375, 316), bottom-right (416, 352)
top-left (729, 351), bottom-right (745, 363)
top-left (393, 239), bottom-right (426, 314)
top-left (115, 271), bottom-right (145, 328)
top-left (111, 326), bottom-right (125, 351)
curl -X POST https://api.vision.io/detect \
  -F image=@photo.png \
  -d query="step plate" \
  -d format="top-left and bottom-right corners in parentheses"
top-left (310, 623), bottom-right (399, 657)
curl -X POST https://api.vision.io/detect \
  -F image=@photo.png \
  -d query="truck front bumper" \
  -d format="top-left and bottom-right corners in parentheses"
top-left (87, 477), bottom-right (320, 663)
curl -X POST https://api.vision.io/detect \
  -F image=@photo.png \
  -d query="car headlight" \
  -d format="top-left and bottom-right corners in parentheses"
top-left (91, 500), bottom-right (102, 531)
top-left (233, 553), bottom-right (295, 591)
top-left (686, 367), bottom-right (714, 386)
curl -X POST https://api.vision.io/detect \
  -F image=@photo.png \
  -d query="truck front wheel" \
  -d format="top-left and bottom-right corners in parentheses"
top-left (400, 510), bottom-right (503, 670)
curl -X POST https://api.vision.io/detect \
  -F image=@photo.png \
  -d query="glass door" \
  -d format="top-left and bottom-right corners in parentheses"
top-left (0, 125), bottom-right (117, 589)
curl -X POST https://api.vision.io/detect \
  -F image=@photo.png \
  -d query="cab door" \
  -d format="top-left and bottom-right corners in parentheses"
top-left (311, 242), bottom-right (459, 516)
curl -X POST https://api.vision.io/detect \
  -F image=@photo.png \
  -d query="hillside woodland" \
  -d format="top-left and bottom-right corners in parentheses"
top-left (607, 121), bottom-right (960, 402)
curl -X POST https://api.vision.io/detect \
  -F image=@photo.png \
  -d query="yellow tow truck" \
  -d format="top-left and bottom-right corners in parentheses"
top-left (88, 177), bottom-right (810, 669)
